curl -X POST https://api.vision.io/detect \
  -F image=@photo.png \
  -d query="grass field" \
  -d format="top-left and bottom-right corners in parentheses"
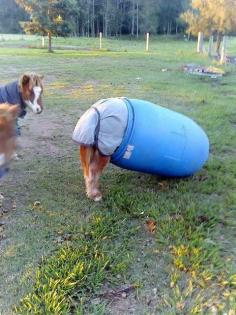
top-left (0, 36), bottom-right (236, 315)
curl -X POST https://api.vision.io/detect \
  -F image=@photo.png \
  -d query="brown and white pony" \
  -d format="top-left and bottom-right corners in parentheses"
top-left (0, 103), bottom-right (19, 178)
top-left (19, 72), bottom-right (44, 114)
top-left (0, 73), bottom-right (44, 175)
top-left (0, 72), bottom-right (44, 116)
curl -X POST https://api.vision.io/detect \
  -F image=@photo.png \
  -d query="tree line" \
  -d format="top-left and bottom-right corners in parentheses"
top-left (1, 0), bottom-right (236, 54)
top-left (1, 0), bottom-right (189, 37)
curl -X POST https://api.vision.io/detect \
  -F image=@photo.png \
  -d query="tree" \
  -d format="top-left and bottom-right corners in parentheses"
top-left (16, 0), bottom-right (78, 52)
top-left (182, 0), bottom-right (236, 54)
top-left (0, 0), bottom-right (28, 33)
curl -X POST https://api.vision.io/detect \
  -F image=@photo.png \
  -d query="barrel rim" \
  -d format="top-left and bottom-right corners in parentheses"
top-left (111, 98), bottom-right (135, 162)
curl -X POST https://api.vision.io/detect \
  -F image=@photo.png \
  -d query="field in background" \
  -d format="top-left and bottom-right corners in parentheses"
top-left (0, 36), bottom-right (236, 314)
top-left (1, 33), bottom-right (236, 55)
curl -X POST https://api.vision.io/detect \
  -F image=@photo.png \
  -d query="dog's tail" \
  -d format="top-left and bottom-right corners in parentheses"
top-left (80, 145), bottom-right (95, 177)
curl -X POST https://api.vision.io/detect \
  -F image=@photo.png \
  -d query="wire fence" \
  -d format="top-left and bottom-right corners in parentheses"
top-left (0, 33), bottom-right (236, 57)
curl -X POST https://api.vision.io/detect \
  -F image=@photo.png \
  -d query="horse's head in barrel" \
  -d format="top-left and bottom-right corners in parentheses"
top-left (19, 73), bottom-right (44, 114)
top-left (0, 103), bottom-right (19, 178)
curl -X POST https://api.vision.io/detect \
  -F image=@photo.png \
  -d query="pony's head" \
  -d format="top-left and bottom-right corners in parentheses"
top-left (0, 103), bottom-right (19, 178)
top-left (19, 72), bottom-right (44, 114)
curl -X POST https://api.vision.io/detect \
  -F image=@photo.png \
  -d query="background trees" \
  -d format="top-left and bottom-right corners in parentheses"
top-left (1, 0), bottom-right (236, 45)
top-left (182, 0), bottom-right (236, 54)
top-left (15, 0), bottom-right (78, 51)
top-left (0, 0), bottom-right (28, 33)
top-left (0, 0), bottom-right (189, 37)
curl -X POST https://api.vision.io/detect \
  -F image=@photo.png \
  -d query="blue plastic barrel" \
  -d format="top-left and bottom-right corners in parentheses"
top-left (111, 98), bottom-right (209, 177)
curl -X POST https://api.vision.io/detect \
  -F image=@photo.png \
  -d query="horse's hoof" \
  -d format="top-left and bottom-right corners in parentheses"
top-left (86, 190), bottom-right (102, 202)
top-left (93, 194), bottom-right (102, 202)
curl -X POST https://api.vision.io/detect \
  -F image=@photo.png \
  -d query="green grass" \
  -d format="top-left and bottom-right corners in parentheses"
top-left (0, 36), bottom-right (236, 314)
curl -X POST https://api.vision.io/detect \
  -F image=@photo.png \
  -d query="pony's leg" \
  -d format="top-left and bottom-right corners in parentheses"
top-left (80, 145), bottom-right (94, 197)
top-left (88, 150), bottom-right (110, 201)
top-left (80, 146), bottom-right (110, 201)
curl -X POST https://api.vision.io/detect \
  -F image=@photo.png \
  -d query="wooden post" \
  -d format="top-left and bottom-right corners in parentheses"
top-left (99, 32), bottom-right (102, 49)
top-left (42, 36), bottom-right (45, 48)
top-left (208, 35), bottom-right (213, 57)
top-left (197, 32), bottom-right (204, 53)
top-left (48, 32), bottom-right (52, 53)
top-left (146, 32), bottom-right (149, 51)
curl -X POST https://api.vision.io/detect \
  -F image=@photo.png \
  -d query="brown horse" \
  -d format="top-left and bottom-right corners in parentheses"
top-left (80, 146), bottom-right (110, 201)
top-left (73, 98), bottom-right (128, 201)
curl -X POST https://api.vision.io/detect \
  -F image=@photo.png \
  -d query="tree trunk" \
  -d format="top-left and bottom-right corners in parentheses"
top-left (131, 0), bottom-right (135, 36)
top-left (104, 0), bottom-right (108, 37)
top-left (216, 31), bottom-right (223, 56)
top-left (91, 0), bottom-right (95, 37)
top-left (48, 31), bottom-right (52, 53)
top-left (136, 1), bottom-right (139, 39)
top-left (208, 35), bottom-right (214, 57)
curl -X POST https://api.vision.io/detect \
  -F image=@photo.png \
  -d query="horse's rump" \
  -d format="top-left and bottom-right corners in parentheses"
top-left (73, 98), bottom-right (128, 156)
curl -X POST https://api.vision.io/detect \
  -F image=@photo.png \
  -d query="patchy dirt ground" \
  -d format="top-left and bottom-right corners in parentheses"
top-left (0, 107), bottom-right (82, 313)
top-left (0, 108), bottom-right (164, 315)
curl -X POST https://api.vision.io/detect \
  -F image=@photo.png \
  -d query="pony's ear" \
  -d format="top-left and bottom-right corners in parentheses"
top-left (20, 73), bottom-right (31, 87)
top-left (39, 74), bottom-right (44, 80)
top-left (8, 105), bottom-right (19, 120)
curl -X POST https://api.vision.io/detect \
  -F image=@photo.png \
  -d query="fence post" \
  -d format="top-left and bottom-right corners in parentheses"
top-left (220, 36), bottom-right (227, 64)
top-left (41, 36), bottom-right (45, 48)
top-left (99, 32), bottom-right (102, 49)
top-left (197, 32), bottom-right (204, 53)
top-left (146, 32), bottom-right (149, 51)
top-left (208, 35), bottom-right (214, 57)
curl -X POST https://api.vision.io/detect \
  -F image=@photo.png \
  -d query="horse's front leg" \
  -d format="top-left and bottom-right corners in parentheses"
top-left (88, 150), bottom-right (110, 201)
top-left (80, 146), bottom-right (110, 201)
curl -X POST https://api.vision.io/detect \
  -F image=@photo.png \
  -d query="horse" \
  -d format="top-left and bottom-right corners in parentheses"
top-left (0, 72), bottom-right (44, 119)
top-left (0, 72), bottom-right (44, 176)
top-left (73, 98), bottom-right (128, 201)
top-left (0, 103), bottom-right (19, 178)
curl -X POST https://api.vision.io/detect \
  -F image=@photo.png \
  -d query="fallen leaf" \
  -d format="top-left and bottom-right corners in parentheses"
top-left (146, 219), bottom-right (157, 233)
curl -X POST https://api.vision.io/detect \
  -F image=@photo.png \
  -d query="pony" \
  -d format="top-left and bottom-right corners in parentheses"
top-left (73, 98), bottom-right (128, 201)
top-left (0, 103), bottom-right (19, 178)
top-left (0, 72), bottom-right (44, 119)
top-left (0, 72), bottom-right (44, 176)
